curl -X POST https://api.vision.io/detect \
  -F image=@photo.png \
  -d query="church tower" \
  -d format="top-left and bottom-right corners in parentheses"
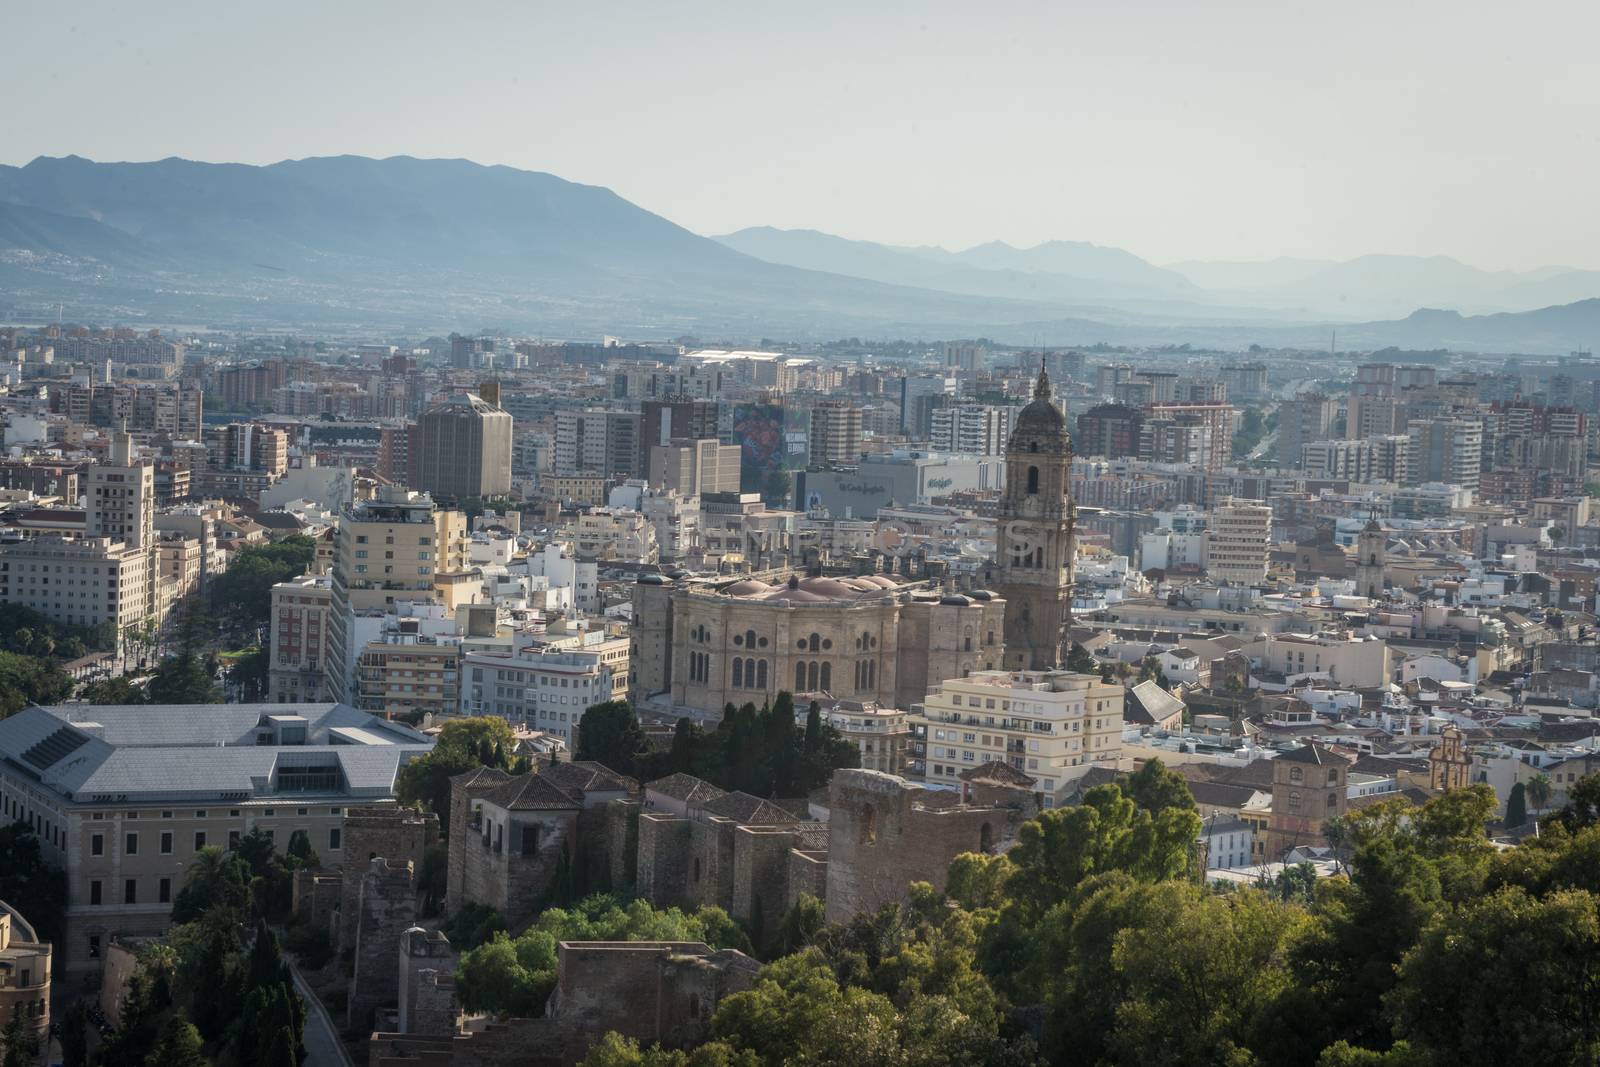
top-left (1355, 514), bottom-right (1386, 600)
top-left (994, 360), bottom-right (1076, 671)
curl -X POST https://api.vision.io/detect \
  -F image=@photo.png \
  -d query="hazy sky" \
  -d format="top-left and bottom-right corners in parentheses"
top-left (9, 0), bottom-right (1596, 270)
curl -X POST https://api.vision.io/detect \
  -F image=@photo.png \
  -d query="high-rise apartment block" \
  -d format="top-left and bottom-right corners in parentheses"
top-left (928, 403), bottom-right (1017, 456)
top-left (1204, 496), bottom-right (1272, 586)
top-left (1276, 394), bottom-right (1337, 469)
top-left (415, 391), bottom-right (513, 501)
top-left (809, 400), bottom-right (864, 466)
top-left (648, 439), bottom-right (741, 497)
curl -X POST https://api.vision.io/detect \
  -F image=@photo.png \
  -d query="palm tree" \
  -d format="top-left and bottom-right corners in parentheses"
top-left (1526, 773), bottom-right (1553, 819)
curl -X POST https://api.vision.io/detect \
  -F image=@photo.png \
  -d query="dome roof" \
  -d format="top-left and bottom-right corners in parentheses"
top-left (1012, 361), bottom-right (1068, 437)
top-left (724, 579), bottom-right (773, 597)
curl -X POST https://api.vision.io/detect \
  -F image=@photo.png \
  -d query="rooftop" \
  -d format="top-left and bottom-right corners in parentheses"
top-left (0, 703), bottom-right (433, 805)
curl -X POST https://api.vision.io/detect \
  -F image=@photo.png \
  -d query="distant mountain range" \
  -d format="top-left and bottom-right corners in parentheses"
top-left (1, 154), bottom-right (1597, 352)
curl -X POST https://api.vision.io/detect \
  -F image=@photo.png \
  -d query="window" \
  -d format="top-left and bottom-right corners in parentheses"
top-left (329, 827), bottom-right (342, 851)
top-left (1026, 466), bottom-right (1039, 494)
top-left (89, 935), bottom-right (101, 959)
top-left (90, 880), bottom-right (102, 905)
top-left (159, 878), bottom-right (171, 904)
top-left (160, 832), bottom-right (173, 855)
top-left (125, 832), bottom-right (138, 856)
top-left (91, 833), bottom-right (104, 856)
top-left (194, 831), bottom-right (207, 850)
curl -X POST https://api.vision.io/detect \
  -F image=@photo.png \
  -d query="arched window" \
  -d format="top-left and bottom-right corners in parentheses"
top-left (732, 658), bottom-right (744, 688)
top-left (868, 660), bottom-right (876, 688)
top-left (1029, 441), bottom-right (1038, 453)
top-left (979, 823), bottom-right (994, 854)
top-left (861, 804), bottom-right (878, 843)
top-left (1026, 466), bottom-right (1039, 494)
top-left (807, 662), bottom-right (819, 690)
top-left (796, 662), bottom-right (807, 691)
top-left (1328, 792), bottom-right (1339, 810)
top-left (820, 662), bottom-right (831, 691)
top-left (808, 632), bottom-right (820, 652)
top-left (693, 857), bottom-right (702, 883)
top-left (745, 629), bottom-right (756, 650)
top-left (756, 660), bottom-right (768, 690)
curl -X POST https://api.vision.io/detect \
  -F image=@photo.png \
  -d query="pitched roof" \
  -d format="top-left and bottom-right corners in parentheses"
top-left (539, 760), bottom-right (636, 795)
top-left (1127, 680), bottom-right (1185, 725)
top-left (699, 790), bottom-right (800, 825)
top-left (483, 773), bottom-right (581, 812)
top-left (646, 773), bottom-right (726, 805)
top-left (958, 760), bottom-right (1037, 786)
top-left (1186, 779), bottom-right (1264, 810)
top-left (450, 765), bottom-right (512, 788)
top-left (1278, 742), bottom-right (1350, 765)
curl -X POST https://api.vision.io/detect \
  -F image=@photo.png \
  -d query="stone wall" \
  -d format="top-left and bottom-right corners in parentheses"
top-left (292, 868), bottom-right (342, 932)
top-left (349, 858), bottom-right (417, 1033)
top-left (824, 768), bottom-right (1013, 923)
top-left (340, 807), bottom-right (438, 952)
top-left (398, 927), bottom-right (458, 1036)
top-left (456, 809), bottom-right (578, 928)
top-left (635, 811), bottom-right (693, 908)
top-left (729, 825), bottom-right (809, 950)
top-left (444, 769), bottom-right (509, 918)
top-left (605, 800), bottom-right (640, 889)
top-left (550, 941), bottom-right (759, 1050)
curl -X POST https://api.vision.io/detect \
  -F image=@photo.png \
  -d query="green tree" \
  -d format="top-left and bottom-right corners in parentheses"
top-left (576, 700), bottom-right (649, 775)
top-left (58, 1003), bottom-right (90, 1067)
top-left (79, 675), bottom-right (147, 704)
top-left (171, 846), bottom-right (252, 923)
top-left (1003, 783), bottom-right (1202, 922)
top-left (142, 1017), bottom-right (208, 1067)
top-left (0, 1015), bottom-right (38, 1067)
top-left (0, 649), bottom-right (73, 716)
top-left (0, 822), bottom-right (67, 946)
top-left (1525, 773), bottom-right (1553, 818)
top-left (208, 535), bottom-right (318, 631)
top-left (457, 895), bottom-right (750, 1017)
top-left (1504, 781), bottom-right (1528, 829)
top-left (396, 716), bottom-right (522, 823)
top-left (1107, 885), bottom-right (1305, 1067)
top-left (1065, 643), bottom-right (1098, 674)
top-left (1123, 758), bottom-right (1197, 815)
top-left (1388, 886), bottom-right (1600, 1066)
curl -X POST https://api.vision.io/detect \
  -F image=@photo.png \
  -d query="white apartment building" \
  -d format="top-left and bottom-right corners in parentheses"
top-left (912, 669), bottom-right (1125, 802)
top-left (460, 646), bottom-right (617, 744)
top-left (928, 403), bottom-right (1017, 456)
top-left (815, 698), bottom-right (910, 774)
top-left (1204, 497), bottom-right (1272, 586)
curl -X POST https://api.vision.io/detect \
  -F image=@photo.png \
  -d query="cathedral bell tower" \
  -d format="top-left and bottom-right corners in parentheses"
top-left (1355, 513), bottom-right (1387, 600)
top-left (994, 359), bottom-right (1076, 671)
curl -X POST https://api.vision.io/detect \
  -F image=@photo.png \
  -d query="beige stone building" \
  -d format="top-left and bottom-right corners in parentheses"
top-left (1204, 496), bottom-right (1272, 586)
top-left (632, 572), bottom-right (1007, 715)
top-left (324, 487), bottom-right (468, 704)
top-left (0, 702), bottom-right (431, 979)
top-left (0, 899), bottom-right (50, 1051)
top-left (270, 574), bottom-right (334, 703)
top-left (912, 668), bottom-right (1124, 801)
top-left (356, 637), bottom-right (460, 722)
top-left (816, 698), bottom-right (909, 774)
top-left (1264, 742), bottom-right (1351, 862)
top-left (649, 439), bottom-right (740, 497)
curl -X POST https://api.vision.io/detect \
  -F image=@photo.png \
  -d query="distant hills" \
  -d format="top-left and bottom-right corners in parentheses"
top-left (1, 154), bottom-right (1597, 352)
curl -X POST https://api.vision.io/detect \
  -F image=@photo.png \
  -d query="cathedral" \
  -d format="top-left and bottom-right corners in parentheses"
top-left (992, 361), bottom-right (1077, 671)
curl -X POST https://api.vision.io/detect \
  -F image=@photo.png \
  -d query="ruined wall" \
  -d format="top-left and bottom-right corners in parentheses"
top-left (787, 849), bottom-right (829, 911)
top-left (635, 812), bottom-right (692, 908)
top-left (550, 942), bottom-right (758, 1050)
top-left (349, 858), bottom-right (417, 1033)
top-left (292, 869), bottom-right (342, 931)
top-left (729, 825), bottom-right (807, 950)
top-left (341, 807), bottom-right (437, 952)
top-left (824, 769), bottom-right (1007, 923)
top-left (398, 928), bottom-right (459, 1036)
top-left (369, 1019), bottom-right (582, 1067)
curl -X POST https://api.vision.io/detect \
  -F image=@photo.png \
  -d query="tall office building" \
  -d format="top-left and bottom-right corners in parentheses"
top-left (1276, 394), bottom-right (1338, 469)
top-left (1075, 403), bottom-right (1144, 459)
top-left (639, 399), bottom-right (720, 475)
top-left (648, 439), bottom-right (741, 496)
top-left (416, 391), bottom-right (513, 501)
top-left (899, 375), bottom-right (957, 438)
top-left (809, 400), bottom-right (864, 466)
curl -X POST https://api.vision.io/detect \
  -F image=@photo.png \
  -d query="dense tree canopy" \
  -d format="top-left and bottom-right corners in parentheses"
top-left (564, 768), bottom-right (1600, 1067)
top-left (208, 535), bottom-right (317, 631)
